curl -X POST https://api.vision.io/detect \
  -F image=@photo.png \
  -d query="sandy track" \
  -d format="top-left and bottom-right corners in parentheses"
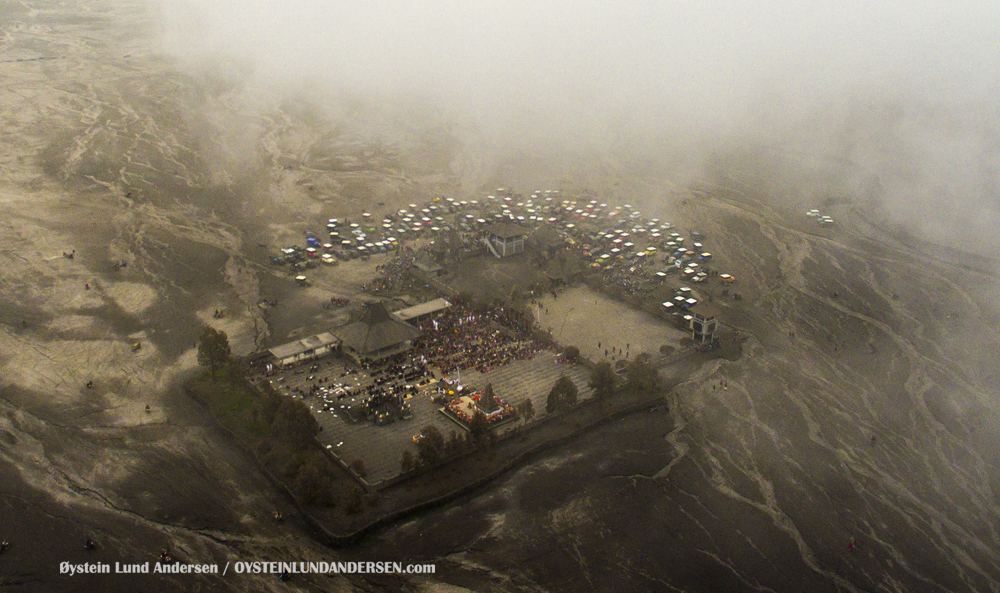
top-left (6, 1), bottom-right (1000, 592)
top-left (362, 159), bottom-right (1000, 592)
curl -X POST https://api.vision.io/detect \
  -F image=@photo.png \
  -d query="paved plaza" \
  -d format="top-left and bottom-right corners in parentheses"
top-left (457, 350), bottom-right (593, 432)
top-left (311, 383), bottom-right (452, 486)
top-left (266, 349), bottom-right (594, 485)
top-left (535, 285), bottom-right (689, 363)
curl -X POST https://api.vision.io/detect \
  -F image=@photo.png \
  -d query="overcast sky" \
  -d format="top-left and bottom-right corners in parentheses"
top-left (153, 0), bottom-right (1000, 250)
top-left (155, 1), bottom-right (999, 135)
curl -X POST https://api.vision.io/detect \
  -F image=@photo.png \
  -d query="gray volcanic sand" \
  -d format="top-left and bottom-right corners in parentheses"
top-left (536, 285), bottom-right (689, 361)
top-left (0, 1), bottom-right (462, 590)
top-left (4, 1), bottom-right (1000, 593)
top-left (355, 185), bottom-right (1000, 592)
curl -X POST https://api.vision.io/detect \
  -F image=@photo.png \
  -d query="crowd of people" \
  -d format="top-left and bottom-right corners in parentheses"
top-left (361, 354), bottom-right (433, 402)
top-left (310, 351), bottom-right (433, 424)
top-left (599, 260), bottom-right (658, 296)
top-left (411, 303), bottom-right (547, 376)
top-left (362, 254), bottom-right (416, 294)
top-left (252, 190), bottom-right (734, 430)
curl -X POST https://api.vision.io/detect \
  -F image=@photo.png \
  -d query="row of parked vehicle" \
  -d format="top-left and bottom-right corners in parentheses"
top-left (807, 209), bottom-right (834, 226)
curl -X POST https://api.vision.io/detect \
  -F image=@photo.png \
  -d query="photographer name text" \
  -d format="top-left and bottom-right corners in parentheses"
top-left (60, 562), bottom-right (217, 576)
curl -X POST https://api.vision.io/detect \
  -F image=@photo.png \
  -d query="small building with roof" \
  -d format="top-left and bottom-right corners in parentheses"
top-left (393, 298), bottom-right (452, 322)
top-left (413, 259), bottom-right (445, 277)
top-left (485, 223), bottom-right (527, 258)
top-left (269, 332), bottom-right (340, 365)
top-left (530, 226), bottom-right (566, 257)
top-left (334, 301), bottom-right (422, 361)
top-left (687, 303), bottom-right (720, 344)
top-left (544, 251), bottom-right (584, 286)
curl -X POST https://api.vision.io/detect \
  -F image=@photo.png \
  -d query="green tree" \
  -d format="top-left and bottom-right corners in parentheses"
top-left (277, 450), bottom-right (306, 480)
top-left (533, 327), bottom-right (554, 344)
top-left (294, 452), bottom-right (333, 505)
top-left (257, 383), bottom-right (283, 426)
top-left (416, 425), bottom-right (446, 467)
top-left (517, 398), bottom-right (535, 426)
top-left (561, 377), bottom-right (578, 408)
top-left (469, 410), bottom-right (491, 449)
top-left (546, 375), bottom-right (578, 413)
top-left (626, 353), bottom-right (659, 394)
top-left (446, 430), bottom-right (464, 455)
top-left (589, 361), bottom-right (616, 404)
top-left (562, 345), bottom-right (580, 363)
top-left (197, 326), bottom-right (231, 372)
top-left (271, 398), bottom-right (319, 448)
top-left (400, 450), bottom-right (415, 474)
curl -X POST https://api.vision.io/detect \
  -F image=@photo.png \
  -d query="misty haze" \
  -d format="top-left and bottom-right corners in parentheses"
top-left (1, 0), bottom-right (1000, 591)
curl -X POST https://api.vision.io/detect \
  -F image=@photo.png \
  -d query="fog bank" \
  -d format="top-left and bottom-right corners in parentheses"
top-left (151, 0), bottom-right (1000, 251)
